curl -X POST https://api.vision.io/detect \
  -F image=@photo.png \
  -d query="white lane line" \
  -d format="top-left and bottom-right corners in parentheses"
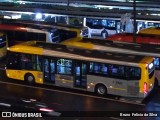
top-left (0, 81), bottom-right (145, 106)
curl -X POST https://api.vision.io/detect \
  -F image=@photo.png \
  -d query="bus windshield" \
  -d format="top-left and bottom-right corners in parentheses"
top-left (86, 18), bottom-right (116, 29)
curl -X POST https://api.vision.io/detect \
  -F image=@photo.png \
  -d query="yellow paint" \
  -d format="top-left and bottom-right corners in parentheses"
top-left (8, 41), bottom-right (43, 55)
top-left (139, 56), bottom-right (155, 93)
top-left (61, 38), bottom-right (94, 50)
top-left (6, 69), bottom-right (43, 84)
top-left (138, 27), bottom-right (160, 35)
top-left (111, 87), bottom-right (126, 91)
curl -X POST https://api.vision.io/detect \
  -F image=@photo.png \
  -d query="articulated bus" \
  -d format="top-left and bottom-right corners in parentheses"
top-left (0, 31), bottom-right (8, 59)
top-left (61, 37), bottom-right (160, 87)
top-left (106, 33), bottom-right (160, 45)
top-left (0, 22), bottom-right (88, 46)
top-left (6, 41), bottom-right (154, 99)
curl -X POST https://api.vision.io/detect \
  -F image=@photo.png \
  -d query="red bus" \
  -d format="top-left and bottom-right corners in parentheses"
top-left (106, 33), bottom-right (160, 45)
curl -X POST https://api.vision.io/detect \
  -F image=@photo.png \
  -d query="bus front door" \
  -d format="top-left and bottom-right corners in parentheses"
top-left (74, 62), bottom-right (87, 89)
top-left (43, 58), bottom-right (55, 84)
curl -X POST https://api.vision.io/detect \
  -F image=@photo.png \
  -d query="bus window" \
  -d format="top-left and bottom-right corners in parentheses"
top-left (7, 52), bottom-right (20, 70)
top-left (20, 54), bottom-right (37, 70)
top-left (57, 59), bottom-right (72, 75)
top-left (58, 30), bottom-right (77, 42)
top-left (108, 64), bottom-right (125, 78)
top-left (107, 20), bottom-right (116, 28)
top-left (50, 29), bottom-right (60, 43)
top-left (154, 57), bottom-right (160, 70)
top-left (148, 61), bottom-right (154, 79)
top-left (36, 56), bottom-right (42, 71)
top-left (126, 67), bottom-right (141, 80)
top-left (89, 62), bottom-right (108, 75)
top-left (85, 18), bottom-right (117, 38)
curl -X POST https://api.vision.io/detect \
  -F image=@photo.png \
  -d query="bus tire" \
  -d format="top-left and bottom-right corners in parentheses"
top-left (95, 84), bottom-right (107, 96)
top-left (24, 73), bottom-right (35, 85)
top-left (101, 31), bottom-right (108, 38)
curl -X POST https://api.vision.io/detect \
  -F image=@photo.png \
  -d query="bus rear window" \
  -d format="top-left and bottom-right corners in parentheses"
top-left (154, 58), bottom-right (160, 70)
top-left (148, 62), bottom-right (154, 73)
top-left (148, 61), bottom-right (154, 79)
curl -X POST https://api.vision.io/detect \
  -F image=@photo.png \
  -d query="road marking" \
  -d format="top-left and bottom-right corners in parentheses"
top-left (0, 81), bottom-right (145, 106)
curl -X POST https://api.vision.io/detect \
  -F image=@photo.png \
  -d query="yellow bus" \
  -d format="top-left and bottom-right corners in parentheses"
top-left (0, 31), bottom-right (8, 59)
top-left (6, 41), bottom-right (155, 99)
top-left (61, 37), bottom-right (160, 87)
top-left (138, 26), bottom-right (160, 36)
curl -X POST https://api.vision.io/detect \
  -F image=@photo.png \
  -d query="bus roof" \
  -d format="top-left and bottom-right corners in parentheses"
top-left (138, 27), bottom-right (160, 35)
top-left (2, 19), bottom-right (86, 31)
top-left (106, 33), bottom-right (160, 45)
top-left (79, 38), bottom-right (160, 57)
top-left (0, 24), bottom-right (51, 34)
top-left (0, 24), bottom-right (28, 32)
top-left (7, 41), bottom-right (151, 66)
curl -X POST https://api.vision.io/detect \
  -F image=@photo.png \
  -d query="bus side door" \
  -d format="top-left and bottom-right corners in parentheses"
top-left (74, 61), bottom-right (87, 89)
top-left (43, 57), bottom-right (55, 84)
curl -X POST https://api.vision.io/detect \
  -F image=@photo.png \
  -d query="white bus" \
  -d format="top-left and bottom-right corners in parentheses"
top-left (85, 18), bottom-right (120, 38)
top-left (6, 41), bottom-right (155, 99)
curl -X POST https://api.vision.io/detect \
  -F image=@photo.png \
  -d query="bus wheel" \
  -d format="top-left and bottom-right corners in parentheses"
top-left (95, 84), bottom-right (107, 96)
top-left (24, 73), bottom-right (35, 85)
top-left (101, 31), bottom-right (108, 38)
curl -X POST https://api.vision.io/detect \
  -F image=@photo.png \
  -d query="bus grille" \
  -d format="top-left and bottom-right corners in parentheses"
top-left (127, 86), bottom-right (139, 95)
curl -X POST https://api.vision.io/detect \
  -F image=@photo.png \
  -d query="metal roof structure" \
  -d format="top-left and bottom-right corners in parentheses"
top-left (0, 0), bottom-right (160, 21)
